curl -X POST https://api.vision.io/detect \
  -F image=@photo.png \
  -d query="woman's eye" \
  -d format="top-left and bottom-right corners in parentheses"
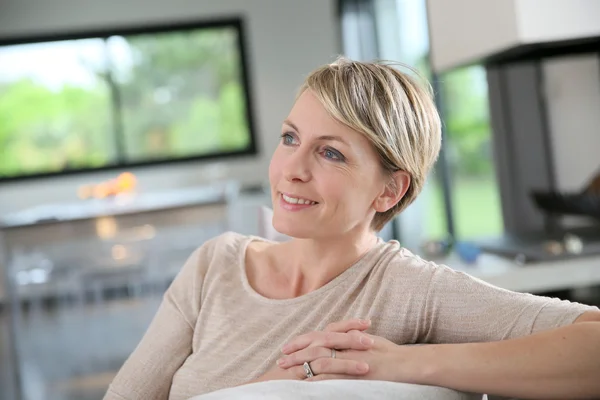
top-left (323, 148), bottom-right (345, 162)
top-left (281, 133), bottom-right (296, 146)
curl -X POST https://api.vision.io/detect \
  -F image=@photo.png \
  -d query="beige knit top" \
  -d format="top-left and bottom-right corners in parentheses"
top-left (104, 232), bottom-right (597, 400)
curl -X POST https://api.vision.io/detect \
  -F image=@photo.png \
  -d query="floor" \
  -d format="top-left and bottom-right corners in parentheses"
top-left (0, 292), bottom-right (163, 400)
top-left (0, 218), bottom-right (229, 400)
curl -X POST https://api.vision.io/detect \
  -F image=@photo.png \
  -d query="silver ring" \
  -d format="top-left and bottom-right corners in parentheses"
top-left (303, 361), bottom-right (315, 378)
top-left (331, 348), bottom-right (336, 359)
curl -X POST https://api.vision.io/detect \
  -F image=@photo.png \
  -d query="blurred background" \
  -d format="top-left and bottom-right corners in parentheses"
top-left (0, 0), bottom-right (599, 399)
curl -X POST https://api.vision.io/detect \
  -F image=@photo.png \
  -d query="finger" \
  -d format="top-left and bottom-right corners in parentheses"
top-left (290, 365), bottom-right (309, 380)
top-left (309, 357), bottom-right (369, 377)
top-left (281, 331), bottom-right (320, 354)
top-left (278, 346), bottom-right (332, 368)
top-left (307, 374), bottom-right (358, 382)
top-left (324, 319), bottom-right (371, 333)
top-left (281, 320), bottom-right (371, 354)
top-left (282, 331), bottom-right (373, 355)
top-left (279, 348), bottom-right (369, 376)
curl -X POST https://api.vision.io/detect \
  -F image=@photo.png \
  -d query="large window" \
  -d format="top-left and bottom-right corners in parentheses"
top-left (0, 18), bottom-right (256, 180)
top-left (342, 0), bottom-right (503, 244)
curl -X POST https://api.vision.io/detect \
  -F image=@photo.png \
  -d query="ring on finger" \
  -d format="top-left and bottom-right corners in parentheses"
top-left (331, 348), bottom-right (336, 359)
top-left (303, 361), bottom-right (315, 378)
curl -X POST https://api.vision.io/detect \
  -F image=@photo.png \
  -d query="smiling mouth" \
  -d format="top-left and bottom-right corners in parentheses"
top-left (281, 193), bottom-right (318, 206)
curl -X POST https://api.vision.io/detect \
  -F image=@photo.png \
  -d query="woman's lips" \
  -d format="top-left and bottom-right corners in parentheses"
top-left (279, 193), bottom-right (318, 211)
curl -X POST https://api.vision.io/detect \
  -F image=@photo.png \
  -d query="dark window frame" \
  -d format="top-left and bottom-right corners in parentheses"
top-left (0, 16), bottom-right (258, 183)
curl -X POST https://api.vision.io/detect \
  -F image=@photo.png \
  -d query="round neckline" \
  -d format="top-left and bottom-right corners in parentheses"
top-left (238, 234), bottom-right (385, 305)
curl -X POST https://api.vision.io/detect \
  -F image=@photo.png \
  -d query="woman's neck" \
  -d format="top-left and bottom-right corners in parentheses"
top-left (273, 230), bottom-right (379, 297)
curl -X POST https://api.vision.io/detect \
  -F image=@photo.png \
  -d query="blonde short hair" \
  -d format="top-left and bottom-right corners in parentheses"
top-left (299, 57), bottom-right (442, 231)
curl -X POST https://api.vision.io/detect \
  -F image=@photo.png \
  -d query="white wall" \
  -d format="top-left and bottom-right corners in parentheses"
top-left (426, 0), bottom-right (520, 72)
top-left (515, 0), bottom-right (600, 43)
top-left (0, 0), bottom-right (340, 215)
top-left (544, 55), bottom-right (600, 192)
top-left (427, 0), bottom-right (600, 72)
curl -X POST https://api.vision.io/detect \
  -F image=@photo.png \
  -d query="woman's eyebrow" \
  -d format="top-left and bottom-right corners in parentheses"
top-left (283, 119), bottom-right (299, 131)
top-left (283, 120), bottom-right (349, 146)
top-left (316, 135), bottom-right (349, 146)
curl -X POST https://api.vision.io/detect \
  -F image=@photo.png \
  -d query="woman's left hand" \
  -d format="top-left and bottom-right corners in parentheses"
top-left (278, 332), bottom-right (423, 383)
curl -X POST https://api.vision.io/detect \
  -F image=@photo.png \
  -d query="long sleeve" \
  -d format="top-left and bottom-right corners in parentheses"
top-left (104, 245), bottom-right (207, 400)
top-left (419, 263), bottom-right (599, 344)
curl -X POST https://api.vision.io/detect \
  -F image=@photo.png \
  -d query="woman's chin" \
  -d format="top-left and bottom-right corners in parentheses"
top-left (272, 219), bottom-right (314, 240)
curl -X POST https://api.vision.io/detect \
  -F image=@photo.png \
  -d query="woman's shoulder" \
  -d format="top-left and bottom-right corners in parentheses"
top-left (191, 231), bottom-right (278, 268)
top-left (176, 231), bottom-right (253, 282)
top-left (374, 239), bottom-right (453, 277)
top-left (376, 239), bottom-right (488, 288)
top-left (195, 231), bottom-right (254, 259)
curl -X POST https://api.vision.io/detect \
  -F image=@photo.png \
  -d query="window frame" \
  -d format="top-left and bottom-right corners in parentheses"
top-left (0, 16), bottom-right (258, 183)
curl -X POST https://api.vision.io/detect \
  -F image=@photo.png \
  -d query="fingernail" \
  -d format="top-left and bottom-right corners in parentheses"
top-left (357, 363), bottom-right (369, 373)
top-left (281, 344), bottom-right (290, 353)
top-left (360, 319), bottom-right (371, 326)
top-left (277, 358), bottom-right (285, 366)
top-left (360, 336), bottom-right (374, 345)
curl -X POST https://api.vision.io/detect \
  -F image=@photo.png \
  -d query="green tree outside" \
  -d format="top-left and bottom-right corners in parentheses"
top-left (0, 26), bottom-right (251, 178)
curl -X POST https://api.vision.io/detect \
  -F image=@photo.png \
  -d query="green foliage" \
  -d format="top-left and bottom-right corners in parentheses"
top-left (0, 27), bottom-right (251, 178)
top-left (169, 82), bottom-right (249, 156)
top-left (441, 66), bottom-right (492, 177)
top-left (0, 79), bottom-right (112, 175)
top-left (218, 82), bottom-right (250, 151)
top-left (172, 96), bottom-right (221, 155)
top-left (117, 28), bottom-right (248, 160)
top-left (426, 177), bottom-right (503, 239)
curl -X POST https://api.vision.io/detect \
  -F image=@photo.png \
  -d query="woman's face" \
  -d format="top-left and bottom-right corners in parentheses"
top-left (269, 90), bottom-right (391, 239)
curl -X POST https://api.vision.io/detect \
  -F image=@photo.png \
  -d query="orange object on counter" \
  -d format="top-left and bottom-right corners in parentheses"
top-left (77, 172), bottom-right (138, 200)
top-left (117, 172), bottom-right (137, 192)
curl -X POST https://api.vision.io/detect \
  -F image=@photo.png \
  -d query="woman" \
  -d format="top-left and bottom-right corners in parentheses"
top-left (105, 58), bottom-right (600, 400)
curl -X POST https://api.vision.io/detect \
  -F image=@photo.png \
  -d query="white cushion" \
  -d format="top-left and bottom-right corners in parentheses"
top-left (189, 379), bottom-right (484, 400)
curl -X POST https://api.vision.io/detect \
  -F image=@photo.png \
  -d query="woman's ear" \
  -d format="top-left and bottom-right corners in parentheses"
top-left (373, 171), bottom-right (411, 213)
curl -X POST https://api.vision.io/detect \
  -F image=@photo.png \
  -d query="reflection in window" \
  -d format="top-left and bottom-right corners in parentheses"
top-left (0, 22), bottom-right (254, 180)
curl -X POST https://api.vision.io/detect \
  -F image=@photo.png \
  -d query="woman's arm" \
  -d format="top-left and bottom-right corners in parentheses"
top-left (104, 246), bottom-right (206, 400)
top-left (415, 312), bottom-right (600, 399)
top-left (277, 313), bottom-right (600, 398)
top-left (418, 264), bottom-right (599, 345)
top-left (415, 261), bottom-right (600, 399)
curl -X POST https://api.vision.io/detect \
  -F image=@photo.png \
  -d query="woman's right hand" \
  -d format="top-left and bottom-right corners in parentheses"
top-left (249, 319), bottom-right (374, 384)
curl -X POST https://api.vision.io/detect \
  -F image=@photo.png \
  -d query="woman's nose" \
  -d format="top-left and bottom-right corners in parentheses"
top-left (282, 149), bottom-right (312, 183)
